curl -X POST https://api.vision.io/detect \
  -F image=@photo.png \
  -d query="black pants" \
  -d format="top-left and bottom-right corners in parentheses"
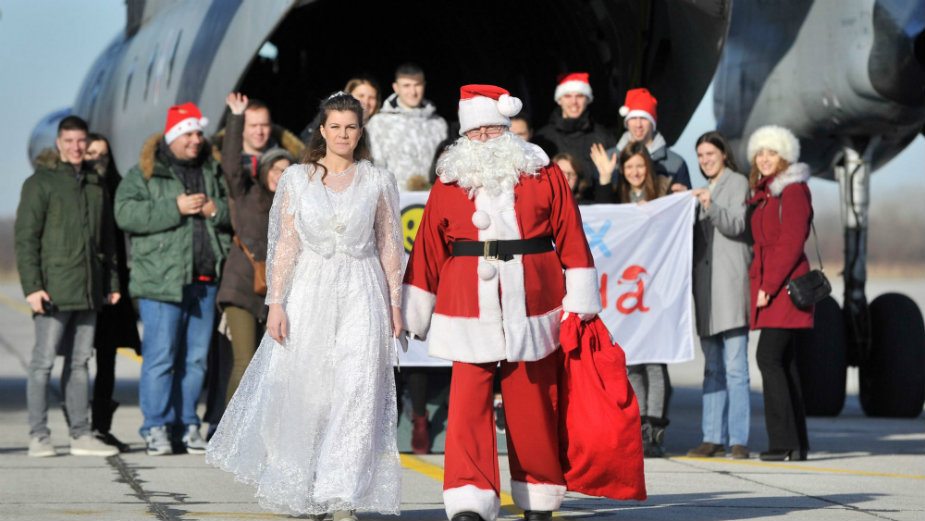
top-left (756, 328), bottom-right (808, 451)
top-left (91, 343), bottom-right (118, 433)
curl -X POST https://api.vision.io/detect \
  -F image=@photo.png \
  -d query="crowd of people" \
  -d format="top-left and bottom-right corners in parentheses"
top-left (15, 63), bottom-right (817, 519)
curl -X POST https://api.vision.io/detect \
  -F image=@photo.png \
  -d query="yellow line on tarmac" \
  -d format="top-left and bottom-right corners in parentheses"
top-left (675, 456), bottom-right (925, 480)
top-left (400, 454), bottom-right (524, 516)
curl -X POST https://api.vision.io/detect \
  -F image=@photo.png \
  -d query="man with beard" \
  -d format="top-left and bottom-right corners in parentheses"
top-left (402, 85), bottom-right (601, 521)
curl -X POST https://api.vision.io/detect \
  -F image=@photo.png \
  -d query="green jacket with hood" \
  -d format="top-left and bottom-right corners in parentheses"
top-left (15, 150), bottom-right (118, 311)
top-left (114, 134), bottom-right (231, 303)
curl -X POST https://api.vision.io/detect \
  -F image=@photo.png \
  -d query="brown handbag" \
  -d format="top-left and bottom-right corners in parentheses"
top-left (233, 236), bottom-right (267, 296)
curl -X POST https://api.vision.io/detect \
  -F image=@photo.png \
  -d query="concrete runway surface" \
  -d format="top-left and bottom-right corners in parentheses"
top-left (0, 279), bottom-right (922, 521)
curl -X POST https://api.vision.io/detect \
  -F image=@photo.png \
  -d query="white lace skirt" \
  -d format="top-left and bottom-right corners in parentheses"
top-left (206, 251), bottom-right (401, 516)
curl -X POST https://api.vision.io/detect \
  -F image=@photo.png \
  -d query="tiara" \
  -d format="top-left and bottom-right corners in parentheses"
top-left (325, 91), bottom-right (350, 101)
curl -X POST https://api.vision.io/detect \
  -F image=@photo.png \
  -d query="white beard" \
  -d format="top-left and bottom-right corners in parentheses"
top-left (437, 132), bottom-right (549, 197)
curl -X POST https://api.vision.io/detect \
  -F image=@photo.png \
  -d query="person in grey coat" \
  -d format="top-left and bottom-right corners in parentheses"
top-left (688, 131), bottom-right (752, 459)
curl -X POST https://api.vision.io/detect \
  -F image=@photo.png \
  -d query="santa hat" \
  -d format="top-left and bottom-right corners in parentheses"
top-left (164, 102), bottom-right (209, 145)
top-left (554, 72), bottom-right (594, 103)
top-left (619, 88), bottom-right (657, 130)
top-left (746, 125), bottom-right (800, 164)
top-left (457, 84), bottom-right (523, 135)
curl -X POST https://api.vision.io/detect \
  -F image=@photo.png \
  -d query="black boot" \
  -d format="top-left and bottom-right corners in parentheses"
top-left (641, 416), bottom-right (666, 458)
top-left (524, 511), bottom-right (552, 521)
top-left (451, 512), bottom-right (484, 521)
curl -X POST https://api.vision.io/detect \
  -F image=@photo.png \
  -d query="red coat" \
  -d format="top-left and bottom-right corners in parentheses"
top-left (402, 163), bottom-right (601, 363)
top-left (748, 164), bottom-right (814, 330)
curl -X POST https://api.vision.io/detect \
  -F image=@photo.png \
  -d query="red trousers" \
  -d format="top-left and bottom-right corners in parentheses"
top-left (443, 355), bottom-right (566, 521)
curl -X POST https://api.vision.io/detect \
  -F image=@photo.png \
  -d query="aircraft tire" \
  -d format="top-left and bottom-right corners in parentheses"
top-left (860, 293), bottom-right (925, 418)
top-left (794, 296), bottom-right (847, 416)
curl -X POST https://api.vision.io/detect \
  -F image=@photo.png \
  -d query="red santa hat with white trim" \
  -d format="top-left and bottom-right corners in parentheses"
top-left (619, 88), bottom-right (657, 130)
top-left (554, 72), bottom-right (594, 103)
top-left (457, 84), bottom-right (524, 135)
top-left (164, 102), bottom-right (209, 145)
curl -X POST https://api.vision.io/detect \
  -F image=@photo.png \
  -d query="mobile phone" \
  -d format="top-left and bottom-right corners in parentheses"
top-left (41, 299), bottom-right (58, 314)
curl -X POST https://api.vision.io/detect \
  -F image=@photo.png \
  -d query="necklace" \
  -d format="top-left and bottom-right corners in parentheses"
top-left (330, 162), bottom-right (356, 177)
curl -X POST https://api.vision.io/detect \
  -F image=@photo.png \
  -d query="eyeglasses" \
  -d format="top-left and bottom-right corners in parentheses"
top-left (465, 125), bottom-right (506, 140)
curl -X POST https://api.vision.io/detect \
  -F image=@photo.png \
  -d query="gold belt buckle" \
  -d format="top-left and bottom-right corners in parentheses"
top-left (483, 240), bottom-right (499, 261)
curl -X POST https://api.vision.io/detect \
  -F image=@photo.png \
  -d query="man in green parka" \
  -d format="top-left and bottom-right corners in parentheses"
top-left (15, 115), bottom-right (121, 458)
top-left (114, 102), bottom-right (231, 456)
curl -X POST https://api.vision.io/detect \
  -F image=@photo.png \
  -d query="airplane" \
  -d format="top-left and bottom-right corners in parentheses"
top-left (715, 0), bottom-right (925, 418)
top-left (26, 0), bottom-right (924, 420)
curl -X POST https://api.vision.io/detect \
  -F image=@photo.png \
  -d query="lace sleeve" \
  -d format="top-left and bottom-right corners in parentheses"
top-left (374, 168), bottom-right (403, 307)
top-left (265, 169), bottom-right (301, 305)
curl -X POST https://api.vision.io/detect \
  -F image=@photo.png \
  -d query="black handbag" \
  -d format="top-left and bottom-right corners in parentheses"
top-left (786, 222), bottom-right (831, 309)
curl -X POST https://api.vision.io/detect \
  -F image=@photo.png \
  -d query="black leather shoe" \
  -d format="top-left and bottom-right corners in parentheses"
top-left (524, 511), bottom-right (552, 521)
top-left (452, 512), bottom-right (484, 521)
top-left (759, 449), bottom-right (807, 461)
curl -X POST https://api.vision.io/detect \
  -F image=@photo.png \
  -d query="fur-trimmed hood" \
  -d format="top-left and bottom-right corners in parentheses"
top-left (210, 123), bottom-right (304, 163)
top-left (33, 148), bottom-right (63, 170)
top-left (138, 133), bottom-right (215, 179)
top-left (768, 162), bottom-right (810, 196)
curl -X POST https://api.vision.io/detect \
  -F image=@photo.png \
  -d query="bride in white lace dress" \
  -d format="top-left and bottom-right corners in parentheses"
top-left (206, 93), bottom-right (404, 519)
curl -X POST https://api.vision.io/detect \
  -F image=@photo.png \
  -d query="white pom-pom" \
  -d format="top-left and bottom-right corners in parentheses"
top-left (497, 94), bottom-right (523, 118)
top-left (200, 117), bottom-right (209, 127)
top-left (477, 262), bottom-right (497, 280)
top-left (471, 211), bottom-right (491, 230)
top-left (618, 106), bottom-right (629, 117)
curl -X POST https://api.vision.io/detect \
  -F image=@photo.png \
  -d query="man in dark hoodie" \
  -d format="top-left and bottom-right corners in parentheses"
top-left (115, 102), bottom-right (231, 456)
top-left (16, 115), bottom-right (121, 458)
top-left (533, 72), bottom-right (615, 199)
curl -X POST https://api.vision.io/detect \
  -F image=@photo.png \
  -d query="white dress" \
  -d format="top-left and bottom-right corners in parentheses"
top-left (206, 160), bottom-right (403, 516)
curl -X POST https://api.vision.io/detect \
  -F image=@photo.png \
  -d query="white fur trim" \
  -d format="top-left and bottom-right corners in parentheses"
top-left (510, 481), bottom-right (566, 512)
top-left (554, 80), bottom-right (594, 102)
top-left (619, 105), bottom-right (630, 117)
top-left (477, 262), bottom-right (497, 280)
top-left (164, 117), bottom-right (207, 145)
top-left (444, 485), bottom-right (500, 521)
top-left (622, 109), bottom-right (656, 130)
top-left (402, 284), bottom-right (437, 340)
top-left (459, 96), bottom-right (511, 135)
top-left (428, 308), bottom-right (561, 363)
top-left (747, 125), bottom-right (800, 164)
top-left (471, 210), bottom-right (491, 230)
top-left (562, 267), bottom-right (602, 314)
top-left (769, 162), bottom-right (811, 196)
top-left (497, 94), bottom-right (523, 117)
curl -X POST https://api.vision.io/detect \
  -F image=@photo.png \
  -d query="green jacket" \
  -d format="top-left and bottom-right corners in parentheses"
top-left (114, 134), bottom-right (231, 303)
top-left (15, 150), bottom-right (118, 311)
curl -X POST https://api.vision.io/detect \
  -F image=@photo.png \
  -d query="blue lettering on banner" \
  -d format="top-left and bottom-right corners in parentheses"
top-left (583, 220), bottom-right (613, 258)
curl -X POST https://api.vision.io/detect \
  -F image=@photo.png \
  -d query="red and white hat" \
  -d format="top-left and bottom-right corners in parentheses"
top-left (457, 84), bottom-right (523, 135)
top-left (619, 88), bottom-right (657, 129)
top-left (554, 72), bottom-right (594, 103)
top-left (164, 102), bottom-right (209, 145)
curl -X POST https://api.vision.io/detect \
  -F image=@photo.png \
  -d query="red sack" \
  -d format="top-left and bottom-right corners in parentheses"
top-left (558, 313), bottom-right (647, 500)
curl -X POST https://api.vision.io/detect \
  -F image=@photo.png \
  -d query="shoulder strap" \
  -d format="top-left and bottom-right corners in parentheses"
top-left (778, 188), bottom-right (823, 270)
top-left (233, 235), bottom-right (258, 264)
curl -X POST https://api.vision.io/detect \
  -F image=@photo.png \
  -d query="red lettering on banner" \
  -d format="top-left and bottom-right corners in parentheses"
top-left (615, 265), bottom-right (650, 314)
top-left (599, 273), bottom-right (608, 308)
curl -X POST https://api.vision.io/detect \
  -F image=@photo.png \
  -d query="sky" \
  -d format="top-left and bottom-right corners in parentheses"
top-left (0, 0), bottom-right (922, 219)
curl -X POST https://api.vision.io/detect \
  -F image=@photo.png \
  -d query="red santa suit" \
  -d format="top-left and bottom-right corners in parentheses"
top-left (402, 85), bottom-right (601, 521)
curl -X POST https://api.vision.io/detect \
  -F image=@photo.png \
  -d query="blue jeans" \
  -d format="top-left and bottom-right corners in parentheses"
top-left (138, 283), bottom-right (217, 435)
top-left (700, 327), bottom-right (750, 446)
top-left (27, 311), bottom-right (96, 438)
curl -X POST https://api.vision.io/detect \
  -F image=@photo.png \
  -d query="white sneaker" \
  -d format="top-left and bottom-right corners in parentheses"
top-left (70, 434), bottom-right (119, 456)
top-left (181, 425), bottom-right (208, 454)
top-left (144, 426), bottom-right (172, 456)
top-left (28, 436), bottom-right (56, 457)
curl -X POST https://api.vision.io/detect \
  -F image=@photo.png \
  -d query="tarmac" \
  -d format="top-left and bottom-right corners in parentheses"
top-left (0, 279), bottom-right (923, 521)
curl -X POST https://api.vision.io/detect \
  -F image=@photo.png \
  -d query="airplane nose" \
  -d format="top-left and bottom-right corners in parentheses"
top-left (869, 1), bottom-right (925, 105)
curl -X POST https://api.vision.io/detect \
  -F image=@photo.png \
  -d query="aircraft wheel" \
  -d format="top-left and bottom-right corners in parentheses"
top-left (794, 296), bottom-right (847, 416)
top-left (860, 293), bottom-right (925, 418)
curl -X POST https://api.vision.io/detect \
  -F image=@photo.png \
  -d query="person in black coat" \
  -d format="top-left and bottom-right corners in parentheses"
top-left (85, 133), bottom-right (141, 452)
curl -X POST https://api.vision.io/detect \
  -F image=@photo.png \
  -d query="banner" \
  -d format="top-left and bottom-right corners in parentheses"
top-left (396, 191), bottom-right (696, 366)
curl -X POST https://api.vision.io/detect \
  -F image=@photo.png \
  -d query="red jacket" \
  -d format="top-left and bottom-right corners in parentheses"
top-left (747, 164), bottom-right (814, 330)
top-left (402, 163), bottom-right (600, 363)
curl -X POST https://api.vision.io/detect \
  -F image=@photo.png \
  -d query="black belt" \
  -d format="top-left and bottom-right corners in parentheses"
top-left (451, 237), bottom-right (554, 262)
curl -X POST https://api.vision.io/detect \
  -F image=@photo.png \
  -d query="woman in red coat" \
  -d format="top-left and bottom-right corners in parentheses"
top-left (745, 125), bottom-right (814, 461)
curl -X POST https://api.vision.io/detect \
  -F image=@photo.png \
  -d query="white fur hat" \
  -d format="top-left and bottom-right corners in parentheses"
top-left (746, 125), bottom-right (800, 164)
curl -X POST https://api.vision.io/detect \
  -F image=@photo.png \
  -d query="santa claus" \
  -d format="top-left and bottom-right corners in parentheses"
top-left (402, 84), bottom-right (601, 521)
